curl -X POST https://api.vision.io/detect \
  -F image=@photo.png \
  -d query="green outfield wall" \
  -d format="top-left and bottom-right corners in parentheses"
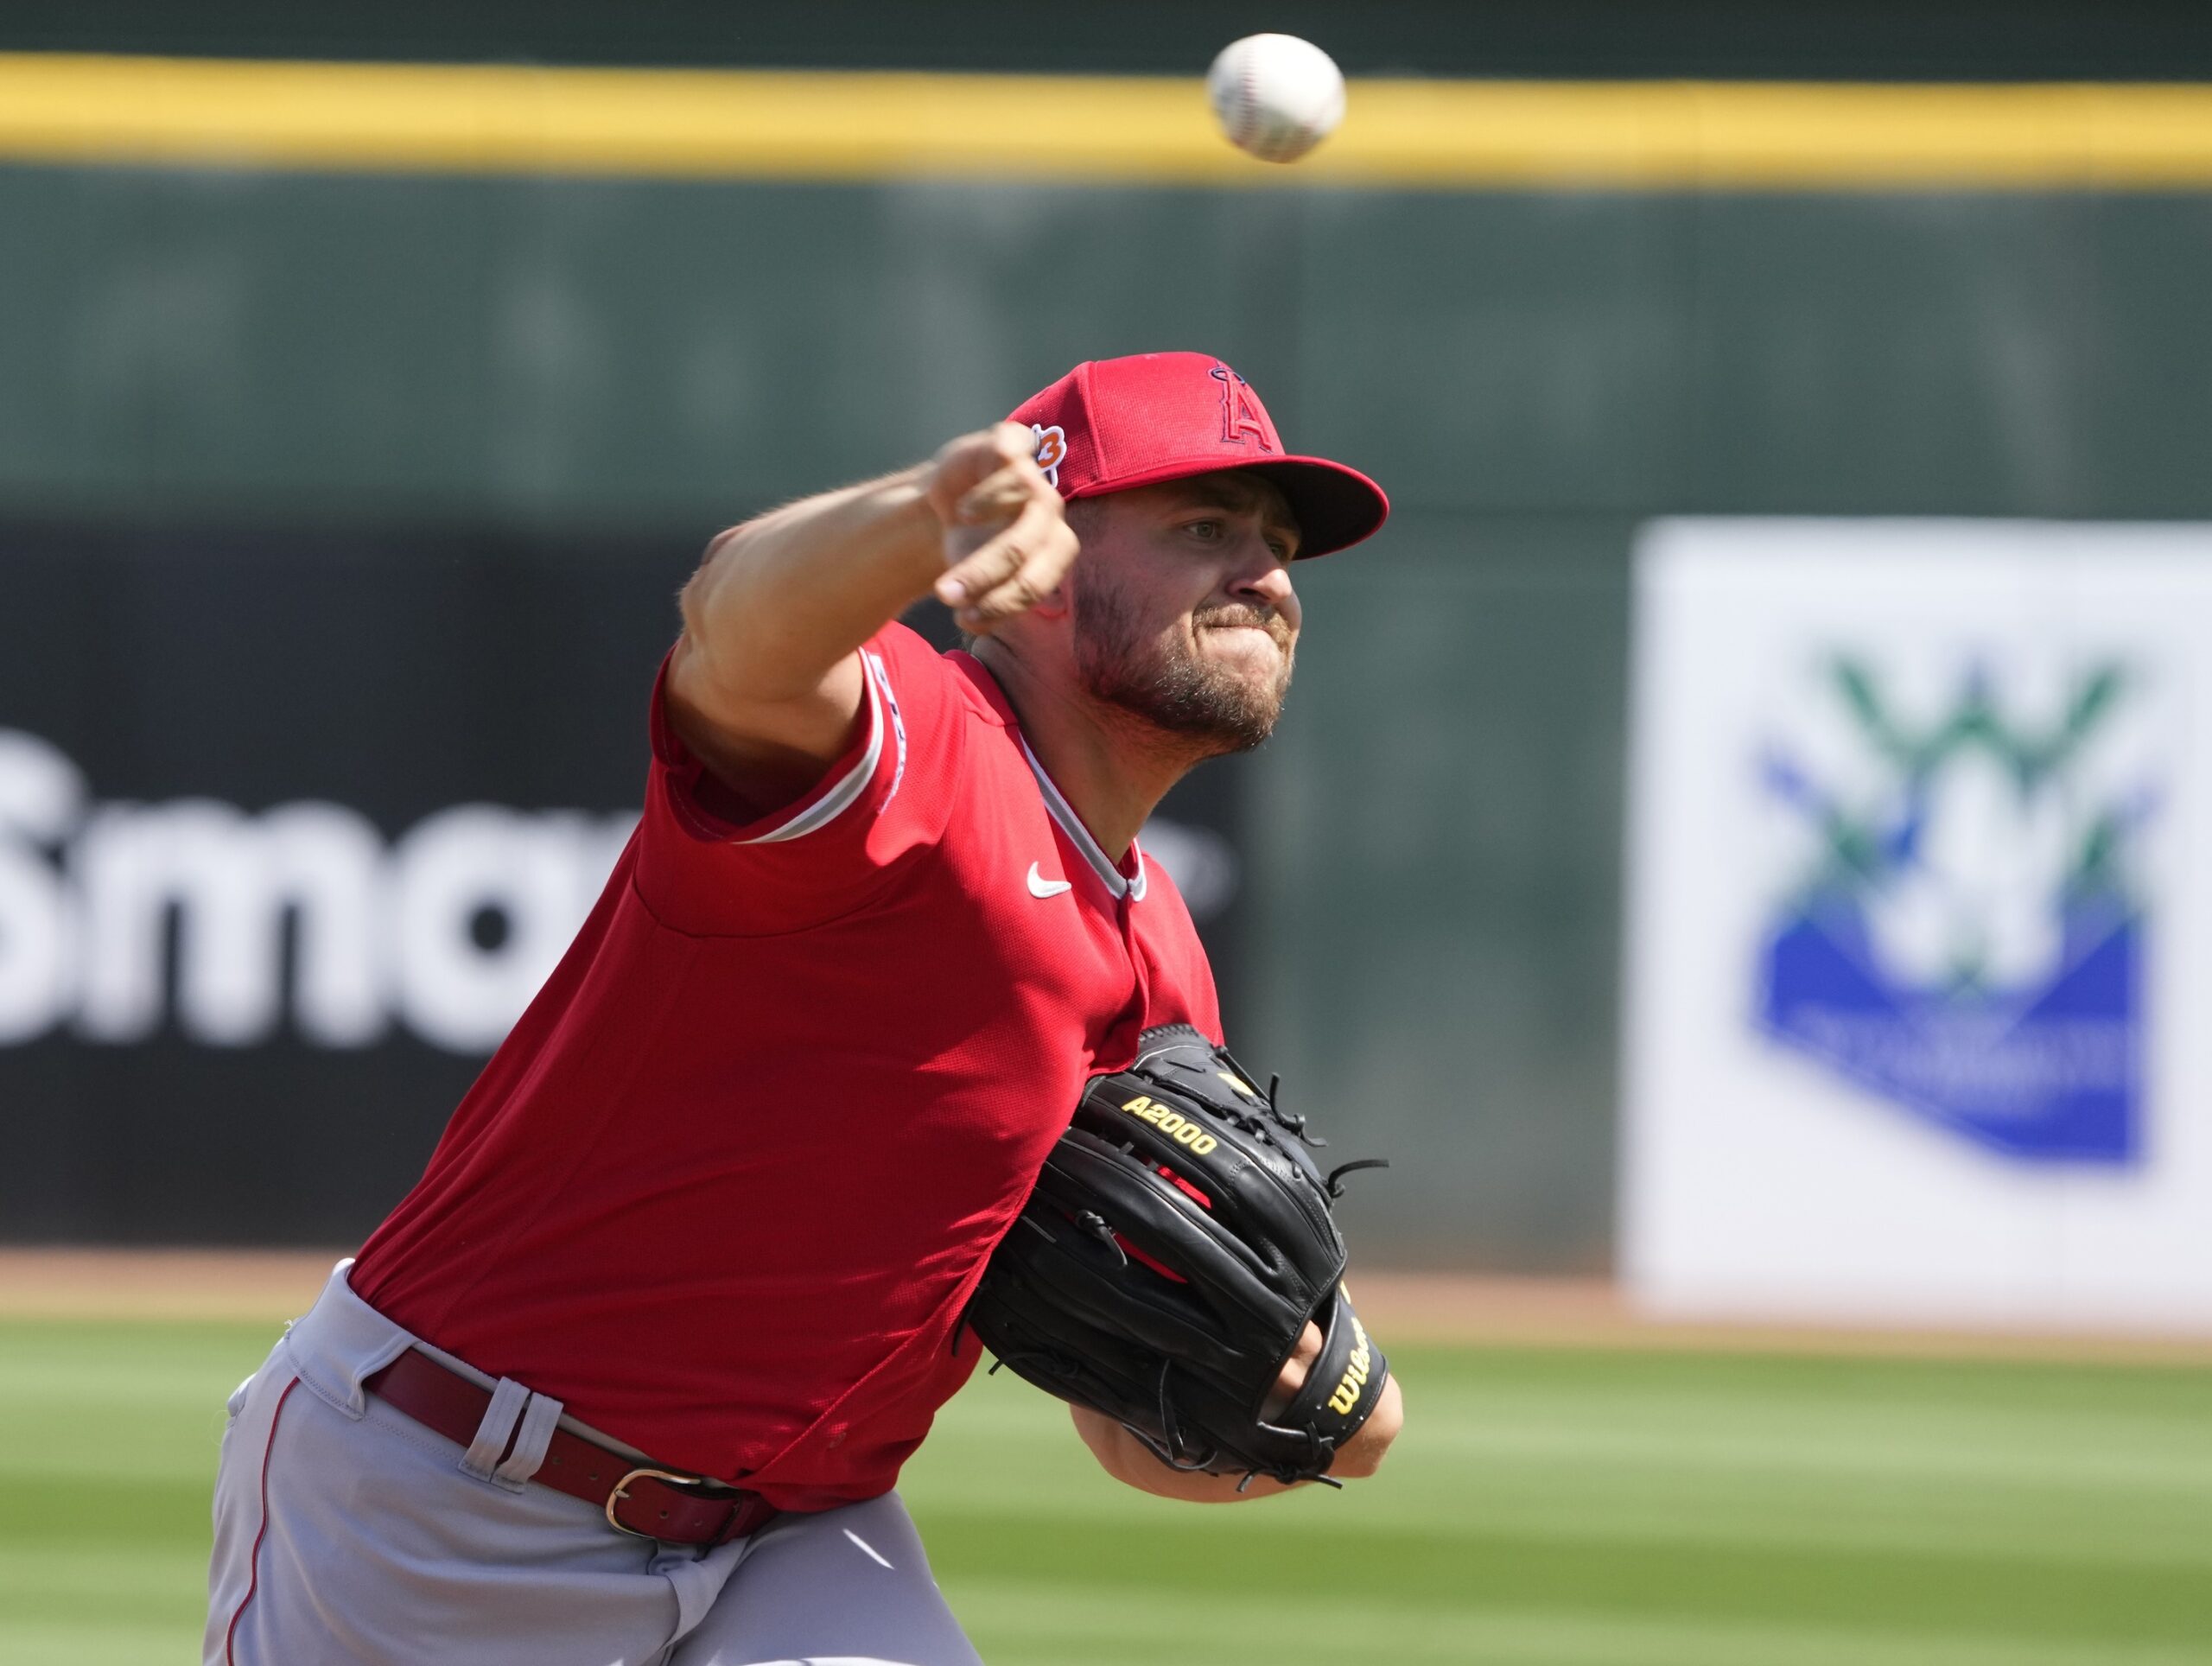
top-left (3, 73), bottom-right (2210, 1264)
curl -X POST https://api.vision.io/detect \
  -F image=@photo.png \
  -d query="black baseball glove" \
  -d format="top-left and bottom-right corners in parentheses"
top-left (964, 1024), bottom-right (1389, 1487)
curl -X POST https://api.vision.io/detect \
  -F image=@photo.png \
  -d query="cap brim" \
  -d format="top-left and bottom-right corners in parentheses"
top-left (1067, 454), bottom-right (1389, 559)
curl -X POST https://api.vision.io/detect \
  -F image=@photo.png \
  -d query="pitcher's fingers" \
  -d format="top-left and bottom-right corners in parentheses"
top-left (933, 526), bottom-right (1024, 608)
top-left (936, 491), bottom-right (1065, 608)
top-left (954, 461), bottom-right (1044, 525)
top-left (950, 516), bottom-right (1071, 625)
top-left (923, 423), bottom-right (1037, 523)
top-left (958, 544), bottom-right (1077, 633)
top-left (954, 512), bottom-right (1079, 628)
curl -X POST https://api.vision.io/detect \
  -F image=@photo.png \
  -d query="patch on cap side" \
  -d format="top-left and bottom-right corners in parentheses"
top-left (1030, 423), bottom-right (1067, 487)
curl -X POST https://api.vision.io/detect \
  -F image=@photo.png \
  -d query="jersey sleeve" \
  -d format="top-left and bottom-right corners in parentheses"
top-left (634, 621), bottom-right (962, 935)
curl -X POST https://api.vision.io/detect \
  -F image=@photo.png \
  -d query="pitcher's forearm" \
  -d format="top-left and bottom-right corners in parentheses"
top-left (677, 467), bottom-right (944, 709)
top-left (667, 425), bottom-right (1075, 783)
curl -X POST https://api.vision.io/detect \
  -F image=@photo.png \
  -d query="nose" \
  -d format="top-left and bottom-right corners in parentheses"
top-left (1232, 555), bottom-right (1299, 626)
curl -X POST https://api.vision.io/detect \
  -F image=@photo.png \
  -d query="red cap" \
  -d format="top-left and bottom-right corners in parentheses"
top-left (1007, 353), bottom-right (1388, 559)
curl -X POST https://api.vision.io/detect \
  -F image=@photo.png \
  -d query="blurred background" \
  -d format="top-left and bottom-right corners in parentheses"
top-left (2, 3), bottom-right (2209, 1663)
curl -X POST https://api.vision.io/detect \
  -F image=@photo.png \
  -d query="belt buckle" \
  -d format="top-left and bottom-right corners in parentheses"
top-left (605, 1466), bottom-right (736, 1540)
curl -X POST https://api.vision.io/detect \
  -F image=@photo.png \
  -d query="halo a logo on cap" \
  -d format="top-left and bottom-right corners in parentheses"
top-left (1030, 423), bottom-right (1067, 487)
top-left (1208, 363), bottom-right (1274, 452)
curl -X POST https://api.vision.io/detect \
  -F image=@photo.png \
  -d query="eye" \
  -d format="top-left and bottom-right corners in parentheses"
top-left (1181, 517), bottom-right (1227, 541)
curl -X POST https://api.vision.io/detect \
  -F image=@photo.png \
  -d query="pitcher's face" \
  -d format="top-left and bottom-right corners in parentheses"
top-left (1065, 471), bottom-right (1302, 755)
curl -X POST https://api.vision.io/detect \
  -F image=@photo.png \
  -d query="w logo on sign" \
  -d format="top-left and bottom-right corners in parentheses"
top-left (1208, 365), bottom-right (1275, 452)
top-left (1755, 652), bottom-right (2156, 1165)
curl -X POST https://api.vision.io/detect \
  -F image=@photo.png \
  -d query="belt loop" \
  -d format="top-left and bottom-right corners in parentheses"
top-left (493, 1391), bottom-right (565, 1489)
top-left (460, 1377), bottom-right (531, 1481)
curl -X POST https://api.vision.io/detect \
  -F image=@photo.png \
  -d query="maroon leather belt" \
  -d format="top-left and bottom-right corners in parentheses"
top-left (362, 1349), bottom-right (779, 1546)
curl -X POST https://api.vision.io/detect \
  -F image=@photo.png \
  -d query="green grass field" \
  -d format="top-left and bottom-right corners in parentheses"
top-left (3, 1319), bottom-right (2208, 1664)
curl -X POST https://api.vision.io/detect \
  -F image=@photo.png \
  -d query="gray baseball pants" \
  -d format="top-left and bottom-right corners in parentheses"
top-left (205, 1262), bottom-right (983, 1666)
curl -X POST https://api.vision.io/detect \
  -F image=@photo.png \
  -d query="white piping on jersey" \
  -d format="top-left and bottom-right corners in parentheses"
top-left (1014, 731), bottom-right (1147, 902)
top-left (867, 650), bottom-right (908, 807)
top-left (737, 646), bottom-right (891, 845)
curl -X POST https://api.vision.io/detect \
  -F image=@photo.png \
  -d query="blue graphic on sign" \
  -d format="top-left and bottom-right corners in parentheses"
top-left (1757, 658), bottom-right (2153, 1165)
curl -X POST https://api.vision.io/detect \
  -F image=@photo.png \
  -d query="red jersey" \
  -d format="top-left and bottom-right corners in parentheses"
top-left (352, 622), bottom-right (1223, 1510)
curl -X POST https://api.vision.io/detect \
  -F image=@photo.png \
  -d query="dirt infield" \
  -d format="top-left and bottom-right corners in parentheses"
top-left (3, 1248), bottom-right (2209, 1364)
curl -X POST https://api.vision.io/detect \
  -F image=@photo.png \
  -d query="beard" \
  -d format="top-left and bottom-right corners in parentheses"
top-left (1071, 571), bottom-right (1295, 755)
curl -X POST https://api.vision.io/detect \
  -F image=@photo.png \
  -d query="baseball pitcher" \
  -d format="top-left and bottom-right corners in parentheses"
top-left (205, 352), bottom-right (1405, 1665)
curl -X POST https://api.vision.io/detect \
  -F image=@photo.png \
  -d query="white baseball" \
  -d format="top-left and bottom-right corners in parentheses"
top-left (1206, 34), bottom-right (1345, 164)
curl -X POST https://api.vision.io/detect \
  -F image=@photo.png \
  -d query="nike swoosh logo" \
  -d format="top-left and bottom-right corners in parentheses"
top-left (1027, 862), bottom-right (1073, 899)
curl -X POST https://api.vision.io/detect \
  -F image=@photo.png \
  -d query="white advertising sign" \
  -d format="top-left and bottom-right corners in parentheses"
top-left (1623, 520), bottom-right (2212, 1332)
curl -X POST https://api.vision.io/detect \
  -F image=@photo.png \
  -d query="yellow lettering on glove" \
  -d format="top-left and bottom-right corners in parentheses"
top-left (1119, 1095), bottom-right (1220, 1156)
top-left (1325, 1317), bottom-right (1374, 1417)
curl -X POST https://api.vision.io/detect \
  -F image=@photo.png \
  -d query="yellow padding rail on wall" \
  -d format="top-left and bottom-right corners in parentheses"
top-left (5, 54), bottom-right (2212, 188)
